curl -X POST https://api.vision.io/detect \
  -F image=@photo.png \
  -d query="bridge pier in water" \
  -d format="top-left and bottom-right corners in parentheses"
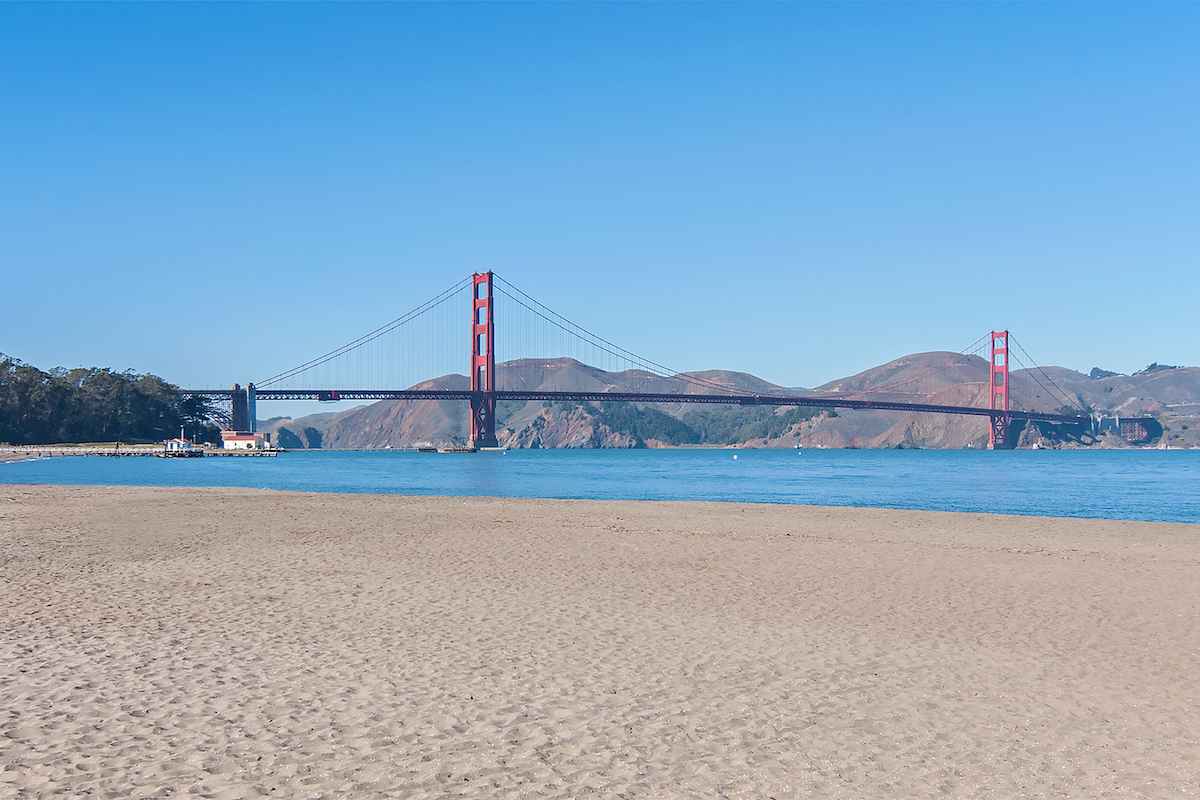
top-left (990, 414), bottom-right (1013, 450)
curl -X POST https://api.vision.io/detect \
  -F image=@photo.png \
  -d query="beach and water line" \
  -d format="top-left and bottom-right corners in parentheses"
top-left (3, 447), bottom-right (1199, 522)
top-left (3, 451), bottom-right (1199, 797)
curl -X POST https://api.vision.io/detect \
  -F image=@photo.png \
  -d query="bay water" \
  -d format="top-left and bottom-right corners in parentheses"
top-left (3, 448), bottom-right (1198, 523)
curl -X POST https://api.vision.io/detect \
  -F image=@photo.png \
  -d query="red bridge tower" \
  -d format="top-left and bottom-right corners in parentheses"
top-left (469, 271), bottom-right (499, 448)
top-left (989, 330), bottom-right (1012, 449)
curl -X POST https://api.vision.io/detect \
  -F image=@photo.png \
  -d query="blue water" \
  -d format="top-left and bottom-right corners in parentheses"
top-left (3, 449), bottom-right (1198, 523)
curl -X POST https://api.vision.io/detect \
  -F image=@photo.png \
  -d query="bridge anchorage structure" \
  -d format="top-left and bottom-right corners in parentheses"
top-left (194, 270), bottom-right (1098, 450)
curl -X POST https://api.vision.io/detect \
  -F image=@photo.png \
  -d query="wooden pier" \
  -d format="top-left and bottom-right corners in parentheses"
top-left (0, 445), bottom-right (483, 460)
top-left (0, 446), bottom-right (280, 459)
top-left (279, 447), bottom-right (477, 454)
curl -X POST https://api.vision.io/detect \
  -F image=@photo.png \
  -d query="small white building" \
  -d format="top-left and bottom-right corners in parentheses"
top-left (221, 431), bottom-right (271, 450)
top-left (165, 438), bottom-right (196, 453)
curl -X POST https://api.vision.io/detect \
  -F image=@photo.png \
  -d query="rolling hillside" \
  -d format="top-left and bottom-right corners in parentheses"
top-left (259, 355), bottom-right (1200, 450)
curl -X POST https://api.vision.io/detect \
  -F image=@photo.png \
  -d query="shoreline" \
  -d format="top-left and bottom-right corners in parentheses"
top-left (3, 485), bottom-right (1199, 797)
top-left (1, 469), bottom-right (1196, 525)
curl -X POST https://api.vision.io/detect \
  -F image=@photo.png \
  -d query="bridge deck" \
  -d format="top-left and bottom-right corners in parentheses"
top-left (188, 389), bottom-right (1089, 424)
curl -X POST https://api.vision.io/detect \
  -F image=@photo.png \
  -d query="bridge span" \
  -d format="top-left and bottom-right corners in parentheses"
top-left (188, 271), bottom-right (1094, 450)
top-left (201, 387), bottom-right (1088, 425)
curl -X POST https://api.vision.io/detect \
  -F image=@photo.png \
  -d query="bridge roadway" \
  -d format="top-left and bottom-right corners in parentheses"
top-left (191, 389), bottom-right (1089, 425)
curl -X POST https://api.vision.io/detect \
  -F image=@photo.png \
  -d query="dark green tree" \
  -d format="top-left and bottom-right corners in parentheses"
top-left (0, 354), bottom-right (208, 444)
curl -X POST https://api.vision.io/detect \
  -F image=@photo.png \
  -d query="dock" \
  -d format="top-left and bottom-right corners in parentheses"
top-left (0, 446), bottom-right (280, 459)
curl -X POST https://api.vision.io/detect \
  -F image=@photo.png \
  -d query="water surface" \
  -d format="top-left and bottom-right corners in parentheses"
top-left (4, 448), bottom-right (1198, 523)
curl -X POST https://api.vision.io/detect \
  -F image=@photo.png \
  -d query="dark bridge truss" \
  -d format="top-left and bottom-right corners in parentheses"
top-left (186, 388), bottom-right (1090, 426)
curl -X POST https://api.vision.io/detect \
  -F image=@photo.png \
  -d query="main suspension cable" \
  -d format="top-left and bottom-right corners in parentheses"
top-left (494, 276), bottom-right (758, 396)
top-left (256, 276), bottom-right (472, 387)
top-left (1008, 335), bottom-right (1082, 411)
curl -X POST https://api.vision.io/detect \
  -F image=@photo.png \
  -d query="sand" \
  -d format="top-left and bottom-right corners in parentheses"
top-left (2, 486), bottom-right (1198, 799)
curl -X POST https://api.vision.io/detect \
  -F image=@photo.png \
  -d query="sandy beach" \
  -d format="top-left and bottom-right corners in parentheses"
top-left (2, 486), bottom-right (1198, 798)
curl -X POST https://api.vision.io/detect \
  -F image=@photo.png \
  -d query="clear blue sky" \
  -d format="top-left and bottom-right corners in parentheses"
top-left (3, 3), bottom-right (1197, 405)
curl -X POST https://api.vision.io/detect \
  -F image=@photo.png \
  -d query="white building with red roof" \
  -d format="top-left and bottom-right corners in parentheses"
top-left (220, 431), bottom-right (271, 450)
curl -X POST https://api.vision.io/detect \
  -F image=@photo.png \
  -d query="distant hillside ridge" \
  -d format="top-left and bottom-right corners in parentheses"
top-left (258, 354), bottom-right (1200, 450)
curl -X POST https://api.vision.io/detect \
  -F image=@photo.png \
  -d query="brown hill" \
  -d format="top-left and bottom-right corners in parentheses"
top-left (261, 359), bottom-right (790, 450)
top-left (264, 374), bottom-right (470, 450)
top-left (259, 355), bottom-right (1200, 450)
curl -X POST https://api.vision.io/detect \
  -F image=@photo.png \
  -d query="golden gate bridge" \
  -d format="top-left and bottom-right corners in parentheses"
top-left (189, 272), bottom-right (1091, 450)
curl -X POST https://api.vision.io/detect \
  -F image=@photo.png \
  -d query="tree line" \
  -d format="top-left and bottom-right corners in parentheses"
top-left (0, 354), bottom-right (215, 445)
